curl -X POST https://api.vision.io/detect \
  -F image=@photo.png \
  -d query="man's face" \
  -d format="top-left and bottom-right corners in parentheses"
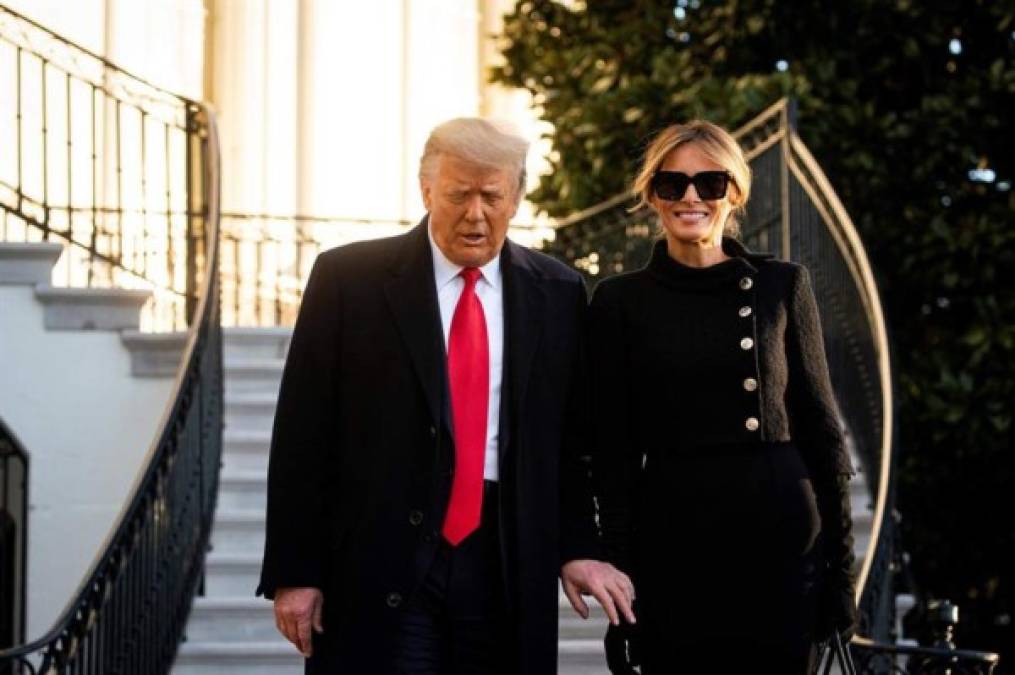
top-left (421, 154), bottom-right (519, 268)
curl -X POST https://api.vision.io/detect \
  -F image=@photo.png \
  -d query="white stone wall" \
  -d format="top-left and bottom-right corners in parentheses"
top-left (0, 285), bottom-right (174, 640)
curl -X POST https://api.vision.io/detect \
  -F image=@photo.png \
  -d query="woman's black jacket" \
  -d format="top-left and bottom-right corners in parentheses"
top-left (588, 237), bottom-right (857, 619)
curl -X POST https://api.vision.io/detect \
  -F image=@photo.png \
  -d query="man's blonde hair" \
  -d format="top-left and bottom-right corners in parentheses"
top-left (632, 120), bottom-right (751, 235)
top-left (419, 118), bottom-right (529, 199)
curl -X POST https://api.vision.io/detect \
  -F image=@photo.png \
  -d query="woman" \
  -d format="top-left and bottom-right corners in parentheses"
top-left (590, 121), bottom-right (858, 673)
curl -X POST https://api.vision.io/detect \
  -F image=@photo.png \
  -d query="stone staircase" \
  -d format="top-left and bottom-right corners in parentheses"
top-left (173, 327), bottom-right (875, 675)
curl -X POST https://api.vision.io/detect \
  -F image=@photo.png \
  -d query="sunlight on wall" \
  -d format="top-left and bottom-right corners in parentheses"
top-left (210, 0), bottom-right (556, 250)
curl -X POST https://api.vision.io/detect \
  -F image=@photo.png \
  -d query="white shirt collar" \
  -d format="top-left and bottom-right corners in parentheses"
top-left (427, 220), bottom-right (502, 291)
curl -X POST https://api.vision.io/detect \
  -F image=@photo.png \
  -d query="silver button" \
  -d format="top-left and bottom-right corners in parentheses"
top-left (739, 277), bottom-right (753, 290)
top-left (386, 592), bottom-right (403, 608)
top-left (409, 510), bottom-right (424, 526)
top-left (743, 377), bottom-right (758, 392)
top-left (745, 417), bottom-right (760, 431)
top-left (740, 337), bottom-right (754, 350)
top-left (739, 306), bottom-right (752, 318)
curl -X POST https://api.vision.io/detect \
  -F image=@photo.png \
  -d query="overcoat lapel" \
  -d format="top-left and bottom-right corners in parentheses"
top-left (501, 240), bottom-right (545, 463)
top-left (383, 221), bottom-right (445, 427)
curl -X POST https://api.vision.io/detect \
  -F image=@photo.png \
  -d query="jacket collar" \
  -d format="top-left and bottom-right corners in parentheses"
top-left (646, 236), bottom-right (773, 291)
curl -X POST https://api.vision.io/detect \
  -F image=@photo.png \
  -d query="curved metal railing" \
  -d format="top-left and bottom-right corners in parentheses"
top-left (218, 212), bottom-right (413, 326)
top-left (0, 418), bottom-right (29, 654)
top-left (0, 101), bottom-right (220, 675)
top-left (0, 4), bottom-right (207, 331)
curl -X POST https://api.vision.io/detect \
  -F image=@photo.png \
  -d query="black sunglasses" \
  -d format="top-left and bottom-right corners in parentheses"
top-left (651, 170), bottom-right (731, 201)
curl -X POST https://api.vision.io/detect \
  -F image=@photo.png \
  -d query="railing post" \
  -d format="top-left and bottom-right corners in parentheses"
top-left (928, 600), bottom-right (959, 651)
top-left (0, 421), bottom-right (29, 659)
top-left (185, 104), bottom-right (202, 324)
top-left (779, 97), bottom-right (796, 260)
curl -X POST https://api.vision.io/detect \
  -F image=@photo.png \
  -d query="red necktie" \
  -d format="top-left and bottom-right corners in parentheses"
top-left (442, 267), bottom-right (489, 546)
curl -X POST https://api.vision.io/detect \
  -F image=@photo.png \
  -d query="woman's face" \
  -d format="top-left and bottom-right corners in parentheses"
top-left (651, 142), bottom-right (734, 246)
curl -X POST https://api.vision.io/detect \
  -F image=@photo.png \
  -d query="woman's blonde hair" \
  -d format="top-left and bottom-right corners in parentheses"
top-left (632, 120), bottom-right (751, 236)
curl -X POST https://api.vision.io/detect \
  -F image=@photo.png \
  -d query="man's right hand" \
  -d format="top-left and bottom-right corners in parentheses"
top-left (274, 587), bottom-right (324, 657)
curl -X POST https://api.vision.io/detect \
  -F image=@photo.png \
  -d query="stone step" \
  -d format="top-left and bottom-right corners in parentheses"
top-left (224, 392), bottom-right (278, 432)
top-left (210, 509), bottom-right (265, 554)
top-left (222, 429), bottom-right (272, 473)
top-left (172, 640), bottom-right (302, 675)
top-left (224, 357), bottom-right (284, 394)
top-left (34, 285), bottom-right (151, 331)
top-left (558, 639), bottom-right (608, 674)
top-left (852, 509), bottom-right (874, 561)
top-left (0, 241), bottom-right (63, 284)
top-left (223, 326), bottom-right (292, 359)
top-left (560, 615), bottom-right (609, 641)
top-left (183, 595), bottom-right (607, 646)
top-left (850, 476), bottom-right (871, 506)
top-left (120, 330), bottom-right (188, 377)
top-left (184, 597), bottom-right (278, 642)
top-left (173, 639), bottom-right (608, 675)
top-left (204, 552), bottom-right (261, 597)
top-left (218, 469), bottom-right (268, 511)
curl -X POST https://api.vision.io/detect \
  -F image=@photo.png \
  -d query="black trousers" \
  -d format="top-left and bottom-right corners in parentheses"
top-left (391, 481), bottom-right (514, 675)
top-left (634, 443), bottom-right (823, 675)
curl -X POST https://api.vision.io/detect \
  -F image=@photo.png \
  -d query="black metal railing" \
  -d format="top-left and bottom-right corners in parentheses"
top-left (847, 642), bottom-right (1000, 675)
top-left (545, 99), bottom-right (999, 668)
top-left (218, 213), bottom-right (558, 327)
top-left (0, 419), bottom-right (28, 657)
top-left (0, 54), bottom-right (221, 675)
top-left (218, 212), bottom-right (412, 326)
top-left (0, 4), bottom-right (207, 331)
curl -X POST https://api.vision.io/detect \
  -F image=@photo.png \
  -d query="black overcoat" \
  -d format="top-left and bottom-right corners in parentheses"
top-left (257, 220), bottom-right (599, 674)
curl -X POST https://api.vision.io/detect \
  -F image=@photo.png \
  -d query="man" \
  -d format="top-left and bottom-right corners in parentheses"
top-left (257, 118), bottom-right (634, 674)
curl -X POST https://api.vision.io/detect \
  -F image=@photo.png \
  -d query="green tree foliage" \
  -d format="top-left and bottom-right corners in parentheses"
top-left (492, 0), bottom-right (1015, 662)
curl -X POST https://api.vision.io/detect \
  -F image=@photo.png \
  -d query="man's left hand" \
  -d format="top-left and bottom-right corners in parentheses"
top-left (561, 559), bottom-right (636, 626)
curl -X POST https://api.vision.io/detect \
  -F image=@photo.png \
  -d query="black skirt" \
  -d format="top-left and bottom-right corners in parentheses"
top-left (632, 441), bottom-right (822, 674)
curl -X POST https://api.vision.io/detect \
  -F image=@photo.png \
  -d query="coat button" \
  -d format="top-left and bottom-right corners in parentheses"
top-left (743, 377), bottom-right (758, 392)
top-left (386, 592), bottom-right (403, 608)
top-left (409, 510), bottom-right (424, 526)
top-left (745, 417), bottom-right (760, 431)
top-left (739, 306), bottom-right (752, 318)
top-left (740, 337), bottom-right (754, 350)
top-left (739, 277), bottom-right (753, 290)
top-left (428, 425), bottom-right (437, 438)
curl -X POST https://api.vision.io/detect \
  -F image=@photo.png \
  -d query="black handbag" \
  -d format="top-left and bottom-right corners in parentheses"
top-left (813, 632), bottom-right (858, 675)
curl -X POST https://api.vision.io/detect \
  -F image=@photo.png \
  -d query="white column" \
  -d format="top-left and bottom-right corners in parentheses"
top-left (209, 0), bottom-right (273, 216)
top-left (106, 0), bottom-right (205, 99)
top-left (400, 0), bottom-right (482, 221)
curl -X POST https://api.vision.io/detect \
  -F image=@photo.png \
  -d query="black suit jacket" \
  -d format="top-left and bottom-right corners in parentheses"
top-left (257, 220), bottom-right (599, 674)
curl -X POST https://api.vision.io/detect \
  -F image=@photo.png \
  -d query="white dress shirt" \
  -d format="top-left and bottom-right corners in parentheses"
top-left (428, 225), bottom-right (504, 482)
